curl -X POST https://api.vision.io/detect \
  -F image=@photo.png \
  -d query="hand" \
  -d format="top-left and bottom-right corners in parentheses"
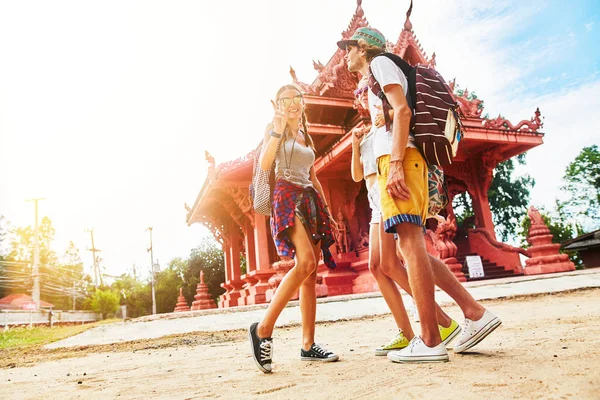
top-left (386, 161), bottom-right (410, 200)
top-left (271, 100), bottom-right (288, 134)
top-left (351, 126), bottom-right (365, 148)
top-left (374, 105), bottom-right (385, 128)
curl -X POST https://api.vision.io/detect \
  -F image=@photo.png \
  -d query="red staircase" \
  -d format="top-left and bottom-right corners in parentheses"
top-left (456, 253), bottom-right (523, 282)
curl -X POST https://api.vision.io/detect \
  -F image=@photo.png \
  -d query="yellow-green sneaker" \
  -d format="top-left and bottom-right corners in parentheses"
top-left (374, 331), bottom-right (410, 356)
top-left (439, 319), bottom-right (461, 347)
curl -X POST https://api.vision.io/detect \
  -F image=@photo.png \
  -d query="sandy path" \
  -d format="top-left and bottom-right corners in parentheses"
top-left (1, 289), bottom-right (599, 400)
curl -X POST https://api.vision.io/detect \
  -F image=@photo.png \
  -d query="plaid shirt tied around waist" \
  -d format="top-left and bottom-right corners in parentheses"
top-left (270, 179), bottom-right (336, 270)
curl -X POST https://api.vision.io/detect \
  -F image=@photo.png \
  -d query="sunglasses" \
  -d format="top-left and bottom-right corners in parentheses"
top-left (278, 95), bottom-right (303, 108)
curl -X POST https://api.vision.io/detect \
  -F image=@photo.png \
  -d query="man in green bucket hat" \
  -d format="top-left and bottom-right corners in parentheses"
top-left (339, 26), bottom-right (502, 364)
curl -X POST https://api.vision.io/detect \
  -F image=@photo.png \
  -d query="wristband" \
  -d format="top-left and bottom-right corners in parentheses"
top-left (270, 130), bottom-right (282, 139)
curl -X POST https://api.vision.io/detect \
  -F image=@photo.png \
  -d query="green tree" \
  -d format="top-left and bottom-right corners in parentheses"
top-left (488, 154), bottom-right (535, 241)
top-left (155, 261), bottom-right (185, 314)
top-left (558, 145), bottom-right (600, 231)
top-left (90, 289), bottom-right (120, 319)
top-left (453, 153), bottom-right (534, 242)
top-left (3, 220), bottom-right (92, 309)
top-left (110, 274), bottom-right (151, 318)
top-left (42, 241), bottom-right (89, 311)
top-left (182, 238), bottom-right (225, 304)
top-left (9, 216), bottom-right (58, 265)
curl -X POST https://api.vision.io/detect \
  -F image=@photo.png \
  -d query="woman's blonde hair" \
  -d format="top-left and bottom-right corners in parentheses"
top-left (275, 85), bottom-right (316, 152)
top-left (357, 38), bottom-right (385, 62)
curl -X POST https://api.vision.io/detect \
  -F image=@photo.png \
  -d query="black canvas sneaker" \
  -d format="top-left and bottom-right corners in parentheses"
top-left (248, 322), bottom-right (273, 373)
top-left (300, 343), bottom-right (339, 362)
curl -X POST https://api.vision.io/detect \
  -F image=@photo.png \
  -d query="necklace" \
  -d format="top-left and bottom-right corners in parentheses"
top-left (282, 128), bottom-right (300, 180)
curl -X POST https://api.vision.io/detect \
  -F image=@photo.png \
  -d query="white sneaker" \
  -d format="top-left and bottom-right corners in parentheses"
top-left (387, 336), bottom-right (449, 363)
top-left (453, 310), bottom-right (502, 353)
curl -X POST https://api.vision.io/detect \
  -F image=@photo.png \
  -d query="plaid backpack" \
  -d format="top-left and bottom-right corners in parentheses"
top-left (368, 53), bottom-right (462, 166)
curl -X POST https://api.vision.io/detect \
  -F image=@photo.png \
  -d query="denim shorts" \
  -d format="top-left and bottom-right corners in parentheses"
top-left (367, 181), bottom-right (382, 225)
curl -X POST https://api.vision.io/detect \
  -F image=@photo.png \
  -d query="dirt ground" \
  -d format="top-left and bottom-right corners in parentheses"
top-left (0, 289), bottom-right (599, 400)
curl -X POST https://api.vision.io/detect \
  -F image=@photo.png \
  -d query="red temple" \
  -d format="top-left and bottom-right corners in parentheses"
top-left (185, 1), bottom-right (568, 308)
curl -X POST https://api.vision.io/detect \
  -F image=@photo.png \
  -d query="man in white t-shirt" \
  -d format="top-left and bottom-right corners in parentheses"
top-left (338, 27), bottom-right (501, 364)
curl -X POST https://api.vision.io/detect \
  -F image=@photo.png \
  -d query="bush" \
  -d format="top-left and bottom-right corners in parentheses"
top-left (90, 289), bottom-right (120, 319)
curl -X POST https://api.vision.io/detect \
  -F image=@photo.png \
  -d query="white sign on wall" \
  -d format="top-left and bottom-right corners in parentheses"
top-left (465, 256), bottom-right (485, 278)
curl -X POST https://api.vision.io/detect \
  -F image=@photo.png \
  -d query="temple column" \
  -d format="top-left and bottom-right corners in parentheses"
top-left (218, 243), bottom-right (233, 308)
top-left (254, 214), bottom-right (272, 270)
top-left (467, 154), bottom-right (498, 241)
top-left (220, 223), bottom-right (244, 307)
top-left (470, 187), bottom-right (496, 240)
top-left (228, 224), bottom-right (243, 285)
top-left (243, 214), bottom-right (275, 305)
top-left (244, 223), bottom-right (257, 273)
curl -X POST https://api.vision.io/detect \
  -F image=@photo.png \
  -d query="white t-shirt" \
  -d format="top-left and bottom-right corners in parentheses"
top-left (368, 56), bottom-right (415, 160)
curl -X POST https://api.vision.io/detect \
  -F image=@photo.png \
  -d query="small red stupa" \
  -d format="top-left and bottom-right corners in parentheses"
top-left (173, 287), bottom-right (190, 312)
top-left (191, 270), bottom-right (217, 310)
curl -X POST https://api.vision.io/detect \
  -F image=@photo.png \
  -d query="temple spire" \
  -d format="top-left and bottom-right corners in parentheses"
top-left (404, 0), bottom-right (413, 31)
top-left (342, 0), bottom-right (369, 39)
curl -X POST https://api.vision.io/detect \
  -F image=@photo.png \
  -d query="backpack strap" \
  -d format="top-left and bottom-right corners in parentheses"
top-left (367, 65), bottom-right (393, 132)
top-left (367, 53), bottom-right (414, 132)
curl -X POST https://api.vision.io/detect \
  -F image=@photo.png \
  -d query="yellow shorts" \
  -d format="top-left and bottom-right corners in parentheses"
top-left (377, 149), bottom-right (428, 234)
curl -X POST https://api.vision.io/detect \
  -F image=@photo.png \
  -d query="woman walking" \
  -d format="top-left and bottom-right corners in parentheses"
top-left (249, 85), bottom-right (339, 374)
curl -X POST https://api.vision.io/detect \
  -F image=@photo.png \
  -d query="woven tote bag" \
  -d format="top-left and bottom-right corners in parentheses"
top-left (249, 137), bottom-right (282, 216)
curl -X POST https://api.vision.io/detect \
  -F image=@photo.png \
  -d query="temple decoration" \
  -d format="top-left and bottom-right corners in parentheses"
top-left (342, 0), bottom-right (368, 39)
top-left (455, 88), bottom-right (484, 118)
top-left (289, 66), bottom-right (313, 93)
top-left (221, 199), bottom-right (249, 235)
top-left (205, 151), bottom-right (216, 179)
top-left (173, 287), bottom-right (190, 312)
top-left (425, 216), bottom-right (466, 281)
top-left (228, 187), bottom-right (255, 227)
top-left (524, 206), bottom-right (575, 275)
top-left (484, 108), bottom-right (544, 132)
top-left (191, 271), bottom-right (217, 310)
top-left (428, 52), bottom-right (437, 68)
top-left (335, 209), bottom-right (351, 254)
top-left (198, 214), bottom-right (229, 246)
top-left (403, 0), bottom-right (413, 31)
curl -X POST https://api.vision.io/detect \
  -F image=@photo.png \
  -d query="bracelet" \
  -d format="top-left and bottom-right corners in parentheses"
top-left (270, 130), bottom-right (282, 139)
top-left (390, 158), bottom-right (403, 163)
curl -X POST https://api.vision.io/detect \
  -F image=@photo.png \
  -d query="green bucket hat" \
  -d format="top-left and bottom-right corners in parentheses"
top-left (337, 27), bottom-right (386, 50)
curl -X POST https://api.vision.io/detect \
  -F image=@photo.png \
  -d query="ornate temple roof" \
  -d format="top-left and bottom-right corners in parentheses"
top-left (186, 0), bottom-right (545, 227)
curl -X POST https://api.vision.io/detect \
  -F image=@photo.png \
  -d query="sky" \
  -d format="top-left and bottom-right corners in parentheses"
top-left (0, 0), bottom-right (598, 281)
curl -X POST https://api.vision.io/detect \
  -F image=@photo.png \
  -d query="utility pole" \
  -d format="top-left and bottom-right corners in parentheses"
top-left (86, 229), bottom-right (101, 288)
top-left (132, 264), bottom-right (137, 280)
top-left (146, 227), bottom-right (156, 315)
top-left (26, 198), bottom-right (45, 310)
top-left (72, 281), bottom-right (76, 311)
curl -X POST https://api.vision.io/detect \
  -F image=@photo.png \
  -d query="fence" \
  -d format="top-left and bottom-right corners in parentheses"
top-left (0, 309), bottom-right (100, 328)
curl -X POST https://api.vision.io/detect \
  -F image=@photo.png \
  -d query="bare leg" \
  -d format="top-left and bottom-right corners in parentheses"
top-left (369, 222), bottom-right (414, 340)
top-left (299, 238), bottom-right (321, 351)
top-left (379, 222), bottom-right (452, 328)
top-left (428, 255), bottom-right (485, 321)
top-left (257, 216), bottom-right (319, 339)
top-left (396, 223), bottom-right (440, 347)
